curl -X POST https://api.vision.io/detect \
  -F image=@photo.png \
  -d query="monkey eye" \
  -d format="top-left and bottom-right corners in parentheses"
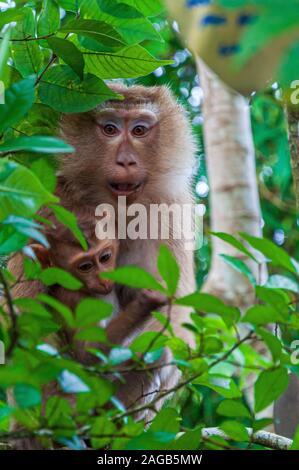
top-left (102, 124), bottom-right (119, 136)
top-left (132, 125), bottom-right (148, 137)
top-left (77, 261), bottom-right (94, 273)
top-left (100, 251), bottom-right (112, 264)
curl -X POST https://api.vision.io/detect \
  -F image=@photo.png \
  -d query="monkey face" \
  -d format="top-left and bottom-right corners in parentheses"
top-left (71, 240), bottom-right (118, 295)
top-left (60, 85), bottom-right (196, 205)
top-left (95, 107), bottom-right (158, 199)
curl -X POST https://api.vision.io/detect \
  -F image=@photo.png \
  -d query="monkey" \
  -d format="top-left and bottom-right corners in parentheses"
top-left (8, 84), bottom-right (197, 425)
top-left (7, 211), bottom-right (167, 449)
top-left (29, 214), bottom-right (167, 359)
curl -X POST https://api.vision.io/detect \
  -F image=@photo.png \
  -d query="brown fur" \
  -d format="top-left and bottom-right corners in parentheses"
top-left (8, 84), bottom-right (197, 431)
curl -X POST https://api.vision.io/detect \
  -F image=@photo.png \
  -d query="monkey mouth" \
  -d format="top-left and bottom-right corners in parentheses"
top-left (108, 181), bottom-right (144, 197)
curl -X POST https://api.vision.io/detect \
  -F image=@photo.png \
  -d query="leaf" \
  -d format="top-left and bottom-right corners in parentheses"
top-left (0, 76), bottom-right (35, 133)
top-left (242, 305), bottom-right (286, 325)
top-left (149, 408), bottom-right (180, 434)
top-left (101, 266), bottom-right (166, 292)
top-left (37, 0), bottom-right (61, 43)
top-left (291, 425), bottom-right (299, 450)
top-left (50, 204), bottom-right (87, 251)
top-left (74, 326), bottom-right (107, 342)
top-left (97, 0), bottom-right (144, 18)
top-left (40, 267), bottom-right (83, 290)
top-left (256, 328), bottom-right (282, 362)
top-left (14, 384), bottom-right (41, 408)
top-left (254, 368), bottom-right (289, 413)
top-left (130, 331), bottom-right (167, 353)
top-left (0, 136), bottom-right (74, 154)
top-left (75, 298), bottom-right (113, 328)
top-left (60, 19), bottom-right (124, 48)
top-left (176, 292), bottom-right (240, 326)
top-left (109, 347), bottom-right (132, 365)
top-left (91, 416), bottom-right (116, 448)
top-left (47, 37), bottom-right (85, 79)
top-left (211, 232), bottom-right (257, 262)
top-left (121, 0), bottom-right (163, 17)
top-left (38, 65), bottom-right (121, 112)
top-left (194, 374), bottom-right (242, 399)
top-left (217, 400), bottom-right (251, 419)
top-left (240, 232), bottom-right (296, 273)
top-left (37, 293), bottom-right (75, 328)
top-left (2, 215), bottom-right (48, 248)
top-left (220, 254), bottom-right (256, 286)
top-left (157, 245), bottom-right (180, 296)
top-left (220, 421), bottom-right (249, 442)
top-left (83, 45), bottom-right (173, 79)
top-left (58, 370), bottom-right (89, 393)
top-left (266, 275), bottom-right (299, 294)
top-left (11, 8), bottom-right (43, 77)
top-left (0, 159), bottom-right (58, 222)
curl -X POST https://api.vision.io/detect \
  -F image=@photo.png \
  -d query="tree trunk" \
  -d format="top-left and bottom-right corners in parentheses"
top-left (274, 104), bottom-right (299, 437)
top-left (197, 59), bottom-right (264, 308)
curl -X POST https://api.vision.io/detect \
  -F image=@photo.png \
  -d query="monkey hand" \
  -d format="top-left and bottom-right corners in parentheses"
top-left (135, 289), bottom-right (168, 316)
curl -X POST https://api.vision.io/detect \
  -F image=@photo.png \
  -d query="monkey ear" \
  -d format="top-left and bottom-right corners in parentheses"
top-left (29, 244), bottom-right (51, 269)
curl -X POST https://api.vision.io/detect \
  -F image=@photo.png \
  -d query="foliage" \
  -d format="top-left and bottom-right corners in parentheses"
top-left (0, 0), bottom-right (298, 451)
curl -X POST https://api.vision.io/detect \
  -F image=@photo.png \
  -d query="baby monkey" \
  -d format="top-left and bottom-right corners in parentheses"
top-left (30, 210), bottom-right (167, 360)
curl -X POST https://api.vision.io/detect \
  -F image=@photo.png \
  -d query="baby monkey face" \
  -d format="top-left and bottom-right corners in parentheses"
top-left (71, 238), bottom-right (118, 295)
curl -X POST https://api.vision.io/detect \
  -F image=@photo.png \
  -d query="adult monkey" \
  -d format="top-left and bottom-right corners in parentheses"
top-left (57, 84), bottom-right (197, 418)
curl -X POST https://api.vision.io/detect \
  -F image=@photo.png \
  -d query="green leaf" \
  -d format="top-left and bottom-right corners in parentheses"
top-left (2, 215), bottom-right (48, 248)
top-left (220, 254), bottom-right (256, 286)
top-left (130, 331), bottom-right (167, 353)
top-left (157, 245), bottom-right (179, 296)
top-left (0, 136), bottom-right (74, 154)
top-left (37, 0), bottom-right (61, 44)
top-left (40, 267), bottom-right (83, 290)
top-left (211, 232), bottom-right (257, 262)
top-left (0, 7), bottom-right (23, 30)
top-left (291, 425), bottom-right (299, 450)
top-left (254, 368), bottom-right (289, 413)
top-left (120, 0), bottom-right (163, 17)
top-left (101, 266), bottom-right (166, 292)
top-left (11, 8), bottom-right (43, 77)
top-left (91, 416), bottom-right (115, 448)
top-left (0, 76), bottom-right (35, 133)
top-left (194, 374), bottom-right (242, 399)
top-left (0, 159), bottom-right (58, 222)
top-left (243, 305), bottom-right (286, 325)
top-left (38, 293), bottom-right (75, 328)
top-left (38, 65), bottom-right (121, 112)
top-left (50, 204), bottom-right (87, 251)
top-left (14, 384), bottom-right (41, 409)
top-left (75, 298), bottom-right (113, 328)
top-left (176, 292), bottom-right (240, 326)
top-left (83, 45), bottom-right (173, 79)
top-left (255, 286), bottom-right (290, 316)
top-left (97, 0), bottom-right (144, 18)
top-left (220, 421), bottom-right (249, 442)
top-left (60, 19), bottom-right (124, 48)
top-left (74, 326), bottom-right (107, 342)
top-left (256, 328), bottom-right (282, 362)
top-left (47, 37), bottom-right (85, 79)
top-left (217, 400), bottom-right (251, 419)
top-left (149, 408), bottom-right (180, 434)
top-left (240, 232), bottom-right (296, 273)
